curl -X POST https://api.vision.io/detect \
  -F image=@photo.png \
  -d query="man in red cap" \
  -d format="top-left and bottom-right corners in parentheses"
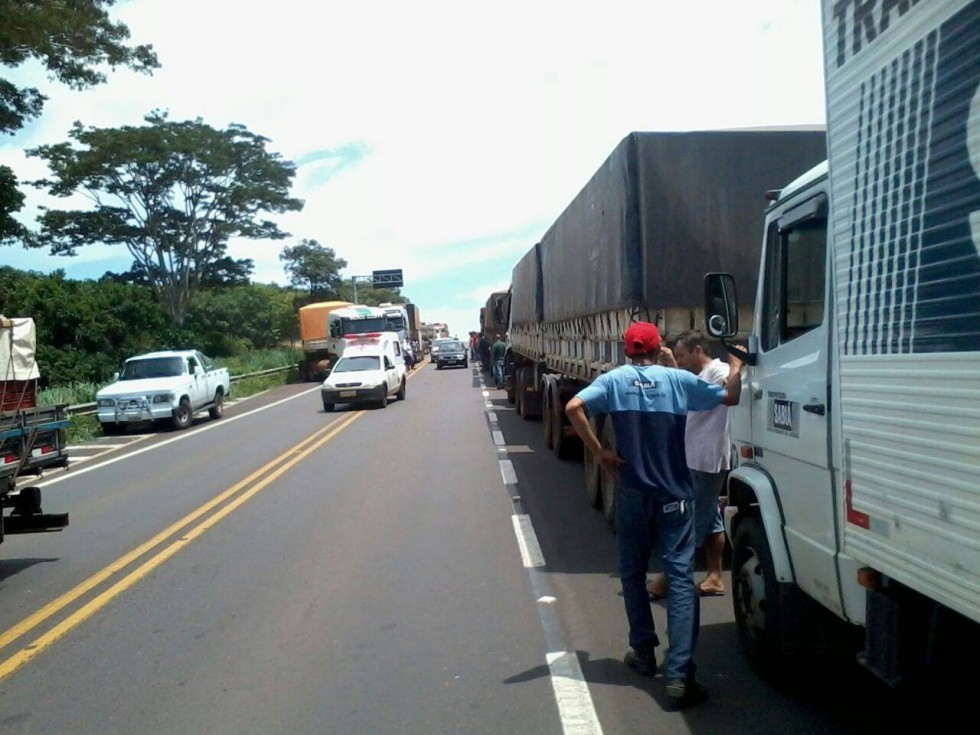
top-left (565, 321), bottom-right (742, 710)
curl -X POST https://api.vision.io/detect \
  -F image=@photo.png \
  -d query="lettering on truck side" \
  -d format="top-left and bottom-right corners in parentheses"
top-left (831, 0), bottom-right (923, 68)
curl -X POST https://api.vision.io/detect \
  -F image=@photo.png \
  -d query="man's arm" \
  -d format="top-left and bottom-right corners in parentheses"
top-left (566, 397), bottom-right (623, 470)
top-left (721, 355), bottom-right (743, 406)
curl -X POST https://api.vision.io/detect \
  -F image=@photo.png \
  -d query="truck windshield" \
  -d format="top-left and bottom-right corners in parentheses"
top-left (386, 316), bottom-right (406, 331)
top-left (341, 317), bottom-right (387, 335)
top-left (333, 356), bottom-right (381, 372)
top-left (121, 357), bottom-right (184, 379)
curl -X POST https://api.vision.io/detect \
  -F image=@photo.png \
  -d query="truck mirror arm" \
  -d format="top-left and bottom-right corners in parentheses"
top-left (721, 337), bottom-right (757, 366)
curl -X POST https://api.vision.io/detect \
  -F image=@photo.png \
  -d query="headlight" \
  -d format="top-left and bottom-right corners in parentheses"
top-left (97, 399), bottom-right (114, 408)
top-left (152, 393), bottom-right (174, 404)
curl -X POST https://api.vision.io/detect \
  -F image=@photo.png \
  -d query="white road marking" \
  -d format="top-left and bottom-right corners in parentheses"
top-left (499, 459), bottom-right (518, 485)
top-left (482, 390), bottom-right (490, 398)
top-left (492, 430), bottom-right (505, 446)
top-left (547, 651), bottom-right (605, 735)
top-left (34, 386), bottom-right (323, 488)
top-left (511, 514), bottom-right (545, 568)
top-left (67, 455), bottom-right (91, 463)
top-left (487, 411), bottom-right (498, 423)
top-left (538, 596), bottom-right (557, 604)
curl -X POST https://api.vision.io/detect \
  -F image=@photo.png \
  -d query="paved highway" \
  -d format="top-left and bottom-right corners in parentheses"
top-left (0, 362), bottom-right (917, 733)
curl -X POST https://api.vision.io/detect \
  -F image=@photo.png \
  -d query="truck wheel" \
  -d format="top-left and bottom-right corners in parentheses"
top-left (172, 398), bottom-right (192, 430)
top-left (552, 389), bottom-right (580, 460)
top-left (515, 369), bottom-right (525, 417)
top-left (101, 422), bottom-right (123, 436)
top-left (322, 400), bottom-right (334, 412)
top-left (732, 517), bottom-right (784, 676)
top-left (584, 416), bottom-right (602, 508)
top-left (599, 420), bottom-right (618, 532)
top-left (396, 379), bottom-right (406, 400)
top-left (378, 389), bottom-right (388, 409)
top-left (208, 389), bottom-right (224, 419)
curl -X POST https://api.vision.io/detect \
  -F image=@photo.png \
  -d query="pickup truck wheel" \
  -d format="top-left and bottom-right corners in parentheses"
top-left (322, 400), bottom-right (334, 412)
top-left (172, 399), bottom-right (192, 430)
top-left (208, 390), bottom-right (224, 419)
top-left (378, 388), bottom-right (388, 409)
top-left (101, 422), bottom-right (123, 436)
top-left (732, 517), bottom-right (784, 676)
top-left (599, 420), bottom-right (618, 533)
top-left (396, 379), bottom-right (406, 400)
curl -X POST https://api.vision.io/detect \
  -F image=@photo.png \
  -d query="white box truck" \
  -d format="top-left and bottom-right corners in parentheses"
top-left (704, 0), bottom-right (980, 685)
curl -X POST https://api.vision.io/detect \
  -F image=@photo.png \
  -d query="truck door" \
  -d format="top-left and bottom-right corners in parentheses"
top-left (186, 356), bottom-right (208, 408)
top-left (750, 188), bottom-right (843, 615)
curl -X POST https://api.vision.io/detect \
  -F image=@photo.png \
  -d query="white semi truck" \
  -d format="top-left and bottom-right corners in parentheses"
top-left (703, 0), bottom-right (980, 685)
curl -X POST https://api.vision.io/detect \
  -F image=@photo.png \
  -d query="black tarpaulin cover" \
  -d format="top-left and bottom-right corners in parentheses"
top-left (531, 129), bottom-right (827, 322)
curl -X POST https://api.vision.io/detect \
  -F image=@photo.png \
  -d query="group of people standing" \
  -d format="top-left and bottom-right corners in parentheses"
top-left (469, 332), bottom-right (507, 389)
top-left (565, 323), bottom-right (741, 711)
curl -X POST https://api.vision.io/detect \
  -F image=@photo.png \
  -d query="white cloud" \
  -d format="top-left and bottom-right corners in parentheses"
top-left (0, 0), bottom-right (826, 335)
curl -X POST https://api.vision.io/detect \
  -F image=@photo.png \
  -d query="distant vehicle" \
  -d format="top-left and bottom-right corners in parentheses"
top-left (429, 337), bottom-right (454, 355)
top-left (434, 340), bottom-right (467, 370)
top-left (320, 332), bottom-right (407, 411)
top-left (96, 350), bottom-right (231, 431)
top-left (297, 301), bottom-right (354, 381)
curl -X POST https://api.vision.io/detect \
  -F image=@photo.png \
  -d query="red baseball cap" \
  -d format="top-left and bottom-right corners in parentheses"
top-left (623, 322), bottom-right (662, 356)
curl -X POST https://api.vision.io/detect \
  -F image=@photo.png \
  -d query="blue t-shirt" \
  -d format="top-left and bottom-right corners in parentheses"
top-left (576, 364), bottom-right (725, 502)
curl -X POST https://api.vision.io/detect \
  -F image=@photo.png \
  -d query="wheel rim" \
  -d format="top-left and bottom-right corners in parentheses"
top-left (734, 547), bottom-right (767, 638)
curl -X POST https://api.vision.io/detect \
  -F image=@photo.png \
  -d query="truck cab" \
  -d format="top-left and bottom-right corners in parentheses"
top-left (320, 333), bottom-right (407, 411)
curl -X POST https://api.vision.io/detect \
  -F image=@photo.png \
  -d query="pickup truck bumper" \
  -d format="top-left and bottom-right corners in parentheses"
top-left (98, 400), bottom-right (174, 425)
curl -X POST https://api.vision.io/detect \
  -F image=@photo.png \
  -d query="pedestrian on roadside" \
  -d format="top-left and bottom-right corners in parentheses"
top-left (564, 322), bottom-right (742, 710)
top-left (478, 334), bottom-right (491, 373)
top-left (491, 334), bottom-right (507, 389)
top-left (647, 331), bottom-right (730, 600)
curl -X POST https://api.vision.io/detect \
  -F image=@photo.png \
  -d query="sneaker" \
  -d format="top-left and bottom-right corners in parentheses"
top-left (623, 645), bottom-right (658, 676)
top-left (665, 678), bottom-right (708, 710)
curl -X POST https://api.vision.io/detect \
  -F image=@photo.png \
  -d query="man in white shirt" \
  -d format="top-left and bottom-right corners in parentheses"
top-left (648, 331), bottom-right (730, 597)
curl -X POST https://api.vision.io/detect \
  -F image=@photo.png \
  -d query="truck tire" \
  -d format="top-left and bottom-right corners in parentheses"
top-left (583, 416), bottom-right (602, 508)
top-left (322, 399), bottom-right (334, 412)
top-left (515, 368), bottom-right (525, 417)
top-left (551, 388), bottom-right (581, 460)
top-left (732, 517), bottom-right (784, 676)
top-left (101, 422), bottom-right (123, 436)
top-left (172, 398), bottom-right (192, 430)
top-left (378, 388), bottom-right (388, 409)
top-left (208, 389), bottom-right (224, 419)
top-left (599, 419), bottom-right (618, 532)
top-left (396, 379), bottom-right (406, 400)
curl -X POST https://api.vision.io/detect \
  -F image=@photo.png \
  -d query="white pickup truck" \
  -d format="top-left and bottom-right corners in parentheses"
top-left (96, 350), bottom-right (231, 432)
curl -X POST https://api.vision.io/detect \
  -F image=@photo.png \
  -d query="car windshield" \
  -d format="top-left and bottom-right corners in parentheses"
top-left (441, 342), bottom-right (463, 352)
top-left (333, 356), bottom-right (380, 372)
top-left (341, 317), bottom-right (388, 335)
top-left (120, 357), bottom-right (184, 379)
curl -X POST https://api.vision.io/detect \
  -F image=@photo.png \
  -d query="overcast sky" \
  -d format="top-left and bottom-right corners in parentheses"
top-left (0, 0), bottom-right (827, 336)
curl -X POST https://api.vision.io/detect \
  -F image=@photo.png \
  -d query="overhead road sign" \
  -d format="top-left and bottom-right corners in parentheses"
top-left (372, 269), bottom-right (403, 288)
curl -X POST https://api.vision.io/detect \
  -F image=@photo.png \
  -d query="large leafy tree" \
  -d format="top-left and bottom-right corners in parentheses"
top-left (279, 238), bottom-right (347, 296)
top-left (28, 112), bottom-right (304, 326)
top-left (0, 0), bottom-right (159, 240)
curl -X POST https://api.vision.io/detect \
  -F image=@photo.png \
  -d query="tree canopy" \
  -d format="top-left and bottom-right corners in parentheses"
top-left (279, 238), bottom-right (347, 296)
top-left (0, 0), bottom-right (158, 135)
top-left (28, 111), bottom-right (304, 325)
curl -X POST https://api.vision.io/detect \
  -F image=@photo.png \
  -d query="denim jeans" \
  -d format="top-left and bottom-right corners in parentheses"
top-left (492, 359), bottom-right (505, 388)
top-left (616, 484), bottom-right (700, 681)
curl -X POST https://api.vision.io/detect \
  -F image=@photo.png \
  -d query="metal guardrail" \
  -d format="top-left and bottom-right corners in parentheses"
top-left (64, 364), bottom-right (296, 417)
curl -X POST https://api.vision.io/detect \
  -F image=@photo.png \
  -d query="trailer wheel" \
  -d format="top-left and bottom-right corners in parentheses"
top-left (551, 387), bottom-right (580, 460)
top-left (172, 399), bottom-right (193, 430)
top-left (583, 416), bottom-right (602, 508)
top-left (515, 368), bottom-right (525, 417)
top-left (732, 517), bottom-right (784, 676)
top-left (599, 419), bottom-right (618, 532)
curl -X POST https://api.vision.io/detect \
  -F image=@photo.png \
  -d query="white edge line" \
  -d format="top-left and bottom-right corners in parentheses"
top-left (492, 430), bottom-right (505, 446)
top-left (35, 386), bottom-right (323, 488)
top-left (499, 459), bottom-right (518, 485)
top-left (546, 651), bottom-right (605, 735)
top-left (511, 514), bottom-right (545, 568)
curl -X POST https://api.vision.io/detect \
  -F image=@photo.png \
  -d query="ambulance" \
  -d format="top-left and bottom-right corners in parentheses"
top-left (320, 332), bottom-right (407, 411)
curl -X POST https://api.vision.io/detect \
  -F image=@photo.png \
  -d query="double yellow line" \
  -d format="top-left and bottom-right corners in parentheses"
top-left (0, 410), bottom-right (364, 682)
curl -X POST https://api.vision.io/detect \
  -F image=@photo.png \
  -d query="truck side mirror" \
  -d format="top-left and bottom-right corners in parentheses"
top-left (112, 371), bottom-right (120, 382)
top-left (703, 273), bottom-right (738, 339)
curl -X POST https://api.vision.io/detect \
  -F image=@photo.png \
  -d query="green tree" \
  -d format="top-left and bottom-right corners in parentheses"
top-left (0, 0), bottom-right (159, 240)
top-left (28, 112), bottom-right (304, 326)
top-left (279, 238), bottom-right (347, 296)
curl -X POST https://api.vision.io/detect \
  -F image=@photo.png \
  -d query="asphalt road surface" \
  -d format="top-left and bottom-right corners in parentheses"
top-left (0, 362), bottom-right (919, 733)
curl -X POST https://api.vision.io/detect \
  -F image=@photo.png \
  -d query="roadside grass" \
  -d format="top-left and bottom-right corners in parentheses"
top-left (41, 348), bottom-right (303, 443)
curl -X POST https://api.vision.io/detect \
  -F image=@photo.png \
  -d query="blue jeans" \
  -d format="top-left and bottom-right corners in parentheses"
top-left (492, 359), bottom-right (505, 388)
top-left (617, 485), bottom-right (700, 681)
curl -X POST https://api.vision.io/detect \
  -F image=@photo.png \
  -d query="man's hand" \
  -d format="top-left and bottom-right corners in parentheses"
top-left (596, 448), bottom-right (625, 472)
top-left (658, 345), bottom-right (677, 368)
